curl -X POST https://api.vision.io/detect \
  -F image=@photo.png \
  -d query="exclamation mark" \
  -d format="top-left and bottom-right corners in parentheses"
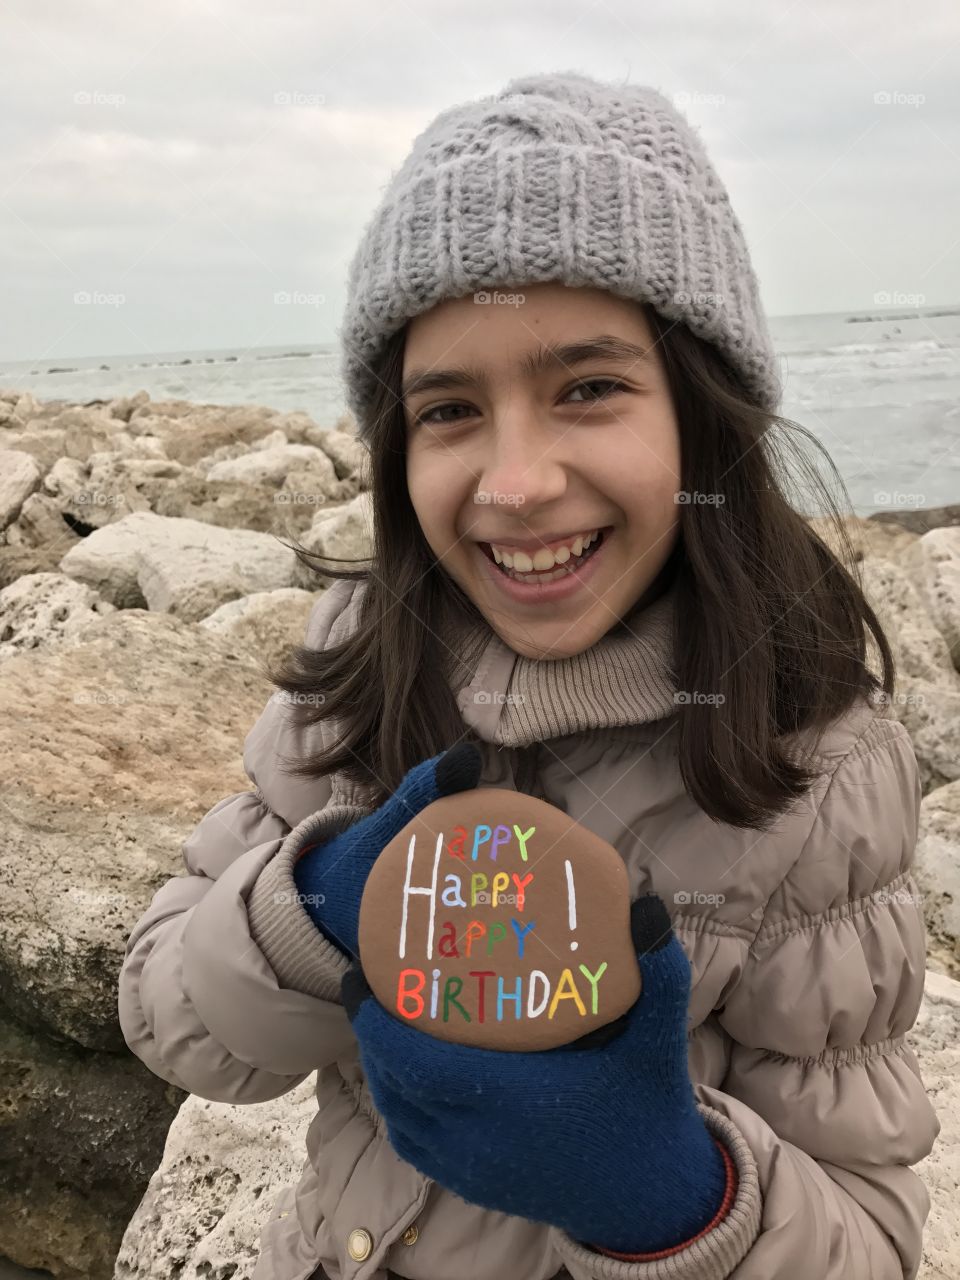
top-left (565, 859), bottom-right (578, 951)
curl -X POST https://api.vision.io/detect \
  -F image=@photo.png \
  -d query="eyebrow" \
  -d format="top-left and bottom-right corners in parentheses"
top-left (400, 334), bottom-right (657, 402)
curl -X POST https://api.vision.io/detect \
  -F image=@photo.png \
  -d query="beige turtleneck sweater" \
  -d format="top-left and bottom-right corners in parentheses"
top-left (442, 575), bottom-right (680, 748)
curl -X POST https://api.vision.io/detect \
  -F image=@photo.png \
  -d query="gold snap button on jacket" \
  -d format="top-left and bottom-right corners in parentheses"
top-left (347, 1227), bottom-right (373, 1261)
top-left (401, 1224), bottom-right (419, 1245)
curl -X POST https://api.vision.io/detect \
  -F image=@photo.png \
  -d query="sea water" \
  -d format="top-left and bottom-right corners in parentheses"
top-left (1, 304), bottom-right (957, 517)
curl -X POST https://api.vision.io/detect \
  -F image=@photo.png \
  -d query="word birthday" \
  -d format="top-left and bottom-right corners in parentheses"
top-left (397, 962), bottom-right (609, 1024)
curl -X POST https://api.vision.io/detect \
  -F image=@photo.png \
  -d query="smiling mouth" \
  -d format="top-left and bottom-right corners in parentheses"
top-left (479, 527), bottom-right (611, 582)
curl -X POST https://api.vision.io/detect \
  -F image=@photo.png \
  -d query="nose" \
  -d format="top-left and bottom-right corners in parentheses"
top-left (477, 413), bottom-right (568, 514)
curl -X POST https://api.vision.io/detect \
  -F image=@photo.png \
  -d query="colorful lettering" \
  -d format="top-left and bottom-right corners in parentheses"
top-left (442, 976), bottom-right (470, 1023)
top-left (511, 871), bottom-right (533, 911)
top-left (438, 921), bottom-right (460, 957)
top-left (577, 962), bottom-right (608, 1014)
top-left (464, 919), bottom-right (486, 957)
top-left (513, 823), bottom-right (536, 861)
top-left (397, 968), bottom-right (425, 1019)
top-left (469, 970), bottom-right (494, 1023)
top-left (510, 917), bottom-right (536, 958)
top-left (497, 975), bottom-right (523, 1021)
top-left (547, 968), bottom-right (587, 1019)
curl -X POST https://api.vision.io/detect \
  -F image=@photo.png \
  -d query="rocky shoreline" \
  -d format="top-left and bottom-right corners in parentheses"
top-left (0, 387), bottom-right (957, 1278)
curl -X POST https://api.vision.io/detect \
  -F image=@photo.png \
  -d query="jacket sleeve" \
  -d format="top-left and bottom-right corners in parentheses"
top-left (117, 578), bottom-right (366, 1104)
top-left (549, 714), bottom-right (941, 1280)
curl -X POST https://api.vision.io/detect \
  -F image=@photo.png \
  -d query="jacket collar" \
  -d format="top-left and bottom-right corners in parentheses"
top-left (443, 577), bottom-right (679, 747)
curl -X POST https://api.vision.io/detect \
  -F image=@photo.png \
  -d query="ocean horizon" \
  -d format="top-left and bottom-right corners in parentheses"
top-left (2, 302), bottom-right (958, 518)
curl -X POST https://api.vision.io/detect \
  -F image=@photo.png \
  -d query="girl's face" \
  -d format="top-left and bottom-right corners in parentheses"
top-left (403, 282), bottom-right (682, 659)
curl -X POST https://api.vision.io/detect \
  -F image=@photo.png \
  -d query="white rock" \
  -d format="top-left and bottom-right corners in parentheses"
top-left (914, 969), bottom-right (960, 1280)
top-left (199, 588), bottom-right (319, 674)
top-left (4, 492), bottom-right (74, 550)
top-left (44, 456), bottom-right (89, 498)
top-left (89, 433), bottom-right (169, 461)
top-left (302, 425), bottom-right (369, 480)
top-left (114, 1076), bottom-right (317, 1279)
top-left (250, 428), bottom-right (290, 452)
top-left (109, 389), bottom-right (151, 422)
top-left (913, 528), bottom-right (960, 672)
top-left (206, 444), bottom-right (337, 490)
top-left (87, 453), bottom-right (184, 484)
top-left (292, 490), bottom-right (373, 590)
top-left (59, 511), bottom-right (298, 620)
top-left (12, 391), bottom-right (41, 421)
top-left (916, 781), bottom-right (960, 963)
top-left (862, 557), bottom-right (957, 684)
top-left (0, 449), bottom-right (42, 530)
top-left (861, 557), bottom-right (960, 791)
top-left (0, 572), bottom-right (116, 659)
top-left (268, 410), bottom-right (324, 441)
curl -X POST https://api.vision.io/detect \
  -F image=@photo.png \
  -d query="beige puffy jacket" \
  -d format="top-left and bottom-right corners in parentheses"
top-left (118, 575), bottom-right (941, 1280)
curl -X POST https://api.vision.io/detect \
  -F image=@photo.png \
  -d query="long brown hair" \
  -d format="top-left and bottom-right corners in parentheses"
top-left (269, 302), bottom-right (895, 831)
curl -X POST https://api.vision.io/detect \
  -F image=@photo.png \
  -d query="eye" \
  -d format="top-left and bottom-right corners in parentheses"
top-left (413, 402), bottom-right (475, 427)
top-left (564, 378), bottom-right (628, 405)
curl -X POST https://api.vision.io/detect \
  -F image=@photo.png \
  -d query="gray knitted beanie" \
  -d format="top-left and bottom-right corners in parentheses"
top-left (338, 70), bottom-right (782, 440)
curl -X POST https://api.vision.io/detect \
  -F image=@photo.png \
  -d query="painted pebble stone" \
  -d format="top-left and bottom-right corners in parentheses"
top-left (357, 788), bottom-right (642, 1050)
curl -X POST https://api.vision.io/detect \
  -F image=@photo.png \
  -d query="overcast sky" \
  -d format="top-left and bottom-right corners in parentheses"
top-left (1, 0), bottom-right (957, 363)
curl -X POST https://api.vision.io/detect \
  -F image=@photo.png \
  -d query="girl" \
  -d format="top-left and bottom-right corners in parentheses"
top-left (118, 71), bottom-right (940, 1280)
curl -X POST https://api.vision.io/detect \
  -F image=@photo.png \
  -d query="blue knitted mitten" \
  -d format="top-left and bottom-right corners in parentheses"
top-left (341, 892), bottom-right (728, 1255)
top-left (292, 742), bottom-right (482, 959)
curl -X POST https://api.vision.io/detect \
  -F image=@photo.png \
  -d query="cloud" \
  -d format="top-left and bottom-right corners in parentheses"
top-left (0, 0), bottom-right (957, 361)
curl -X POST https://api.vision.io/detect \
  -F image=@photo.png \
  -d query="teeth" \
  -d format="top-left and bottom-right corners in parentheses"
top-left (493, 528), bottom-right (599, 573)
